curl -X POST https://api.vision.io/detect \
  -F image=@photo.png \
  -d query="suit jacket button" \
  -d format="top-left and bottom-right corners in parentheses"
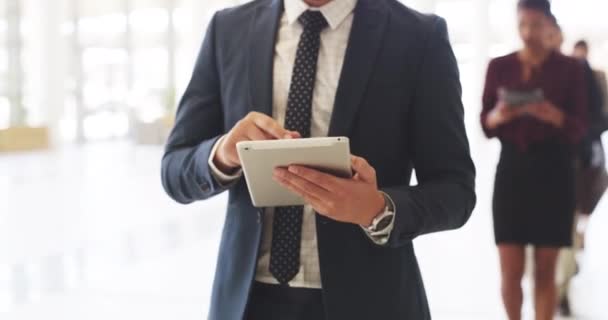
top-left (201, 183), bottom-right (210, 192)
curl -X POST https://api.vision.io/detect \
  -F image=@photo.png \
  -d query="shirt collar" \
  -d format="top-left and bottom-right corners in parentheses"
top-left (284, 0), bottom-right (358, 30)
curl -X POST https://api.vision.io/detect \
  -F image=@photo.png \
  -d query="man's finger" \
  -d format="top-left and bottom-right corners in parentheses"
top-left (287, 165), bottom-right (342, 192)
top-left (284, 130), bottom-right (301, 139)
top-left (250, 113), bottom-right (290, 139)
top-left (275, 170), bottom-right (344, 221)
top-left (245, 126), bottom-right (272, 141)
top-left (274, 172), bottom-right (325, 206)
top-left (274, 168), bottom-right (334, 199)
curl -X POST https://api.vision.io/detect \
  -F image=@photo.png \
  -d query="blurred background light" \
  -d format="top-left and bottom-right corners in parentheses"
top-left (1, 0), bottom-right (607, 319)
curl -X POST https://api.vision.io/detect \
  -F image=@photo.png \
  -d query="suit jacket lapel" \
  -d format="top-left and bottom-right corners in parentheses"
top-left (248, 0), bottom-right (283, 117)
top-left (328, 0), bottom-right (388, 137)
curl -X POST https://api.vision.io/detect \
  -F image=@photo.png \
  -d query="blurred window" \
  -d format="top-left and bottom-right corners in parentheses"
top-left (1, 0), bottom-right (606, 140)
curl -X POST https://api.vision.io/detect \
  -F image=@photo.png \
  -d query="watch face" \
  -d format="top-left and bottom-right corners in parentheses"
top-left (375, 214), bottom-right (393, 231)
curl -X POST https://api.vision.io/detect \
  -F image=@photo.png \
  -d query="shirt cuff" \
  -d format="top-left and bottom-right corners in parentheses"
top-left (360, 192), bottom-right (396, 246)
top-left (207, 135), bottom-right (243, 186)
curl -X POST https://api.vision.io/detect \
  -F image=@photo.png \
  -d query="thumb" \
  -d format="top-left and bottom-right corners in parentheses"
top-left (351, 155), bottom-right (375, 183)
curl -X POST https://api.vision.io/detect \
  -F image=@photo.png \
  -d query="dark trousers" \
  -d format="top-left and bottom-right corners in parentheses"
top-left (244, 281), bottom-right (326, 320)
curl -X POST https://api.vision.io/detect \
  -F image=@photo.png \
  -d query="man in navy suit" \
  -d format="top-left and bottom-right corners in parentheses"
top-left (161, 0), bottom-right (476, 319)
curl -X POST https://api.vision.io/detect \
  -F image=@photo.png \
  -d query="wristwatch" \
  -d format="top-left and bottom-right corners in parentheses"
top-left (363, 192), bottom-right (395, 233)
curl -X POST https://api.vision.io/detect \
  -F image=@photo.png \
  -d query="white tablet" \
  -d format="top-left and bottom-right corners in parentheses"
top-left (236, 137), bottom-right (352, 207)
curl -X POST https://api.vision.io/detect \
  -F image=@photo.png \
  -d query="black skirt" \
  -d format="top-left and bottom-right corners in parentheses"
top-left (493, 141), bottom-right (576, 247)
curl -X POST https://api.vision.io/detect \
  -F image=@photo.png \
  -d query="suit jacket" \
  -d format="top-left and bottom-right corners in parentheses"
top-left (161, 0), bottom-right (476, 319)
top-left (594, 70), bottom-right (608, 124)
top-left (583, 62), bottom-right (607, 140)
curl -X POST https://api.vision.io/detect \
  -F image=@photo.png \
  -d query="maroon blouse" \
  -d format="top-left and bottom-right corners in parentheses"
top-left (481, 51), bottom-right (588, 150)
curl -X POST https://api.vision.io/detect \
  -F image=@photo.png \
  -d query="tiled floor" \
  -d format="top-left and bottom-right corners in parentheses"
top-left (0, 140), bottom-right (606, 319)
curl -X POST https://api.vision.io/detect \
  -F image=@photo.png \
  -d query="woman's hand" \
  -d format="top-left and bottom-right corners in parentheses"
top-left (486, 101), bottom-right (525, 129)
top-left (524, 101), bottom-right (565, 128)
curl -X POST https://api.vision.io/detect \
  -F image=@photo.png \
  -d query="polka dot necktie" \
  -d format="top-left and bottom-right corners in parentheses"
top-left (269, 10), bottom-right (328, 286)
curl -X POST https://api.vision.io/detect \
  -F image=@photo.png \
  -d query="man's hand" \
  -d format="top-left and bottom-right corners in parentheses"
top-left (272, 155), bottom-right (386, 226)
top-left (214, 112), bottom-right (301, 173)
top-left (523, 101), bottom-right (565, 128)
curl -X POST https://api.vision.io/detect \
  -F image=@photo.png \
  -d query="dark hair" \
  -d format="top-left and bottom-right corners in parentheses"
top-left (517, 0), bottom-right (552, 17)
top-left (548, 14), bottom-right (560, 29)
top-left (574, 40), bottom-right (588, 50)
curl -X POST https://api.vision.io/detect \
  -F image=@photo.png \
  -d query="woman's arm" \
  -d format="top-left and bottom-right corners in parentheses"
top-left (480, 59), bottom-right (501, 138)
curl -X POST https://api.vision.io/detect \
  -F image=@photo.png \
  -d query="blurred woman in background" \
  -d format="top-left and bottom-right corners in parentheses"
top-left (480, 1), bottom-right (588, 319)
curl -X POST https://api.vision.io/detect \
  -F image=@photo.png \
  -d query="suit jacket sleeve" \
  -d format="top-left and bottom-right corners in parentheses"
top-left (161, 12), bottom-right (234, 204)
top-left (382, 17), bottom-right (476, 247)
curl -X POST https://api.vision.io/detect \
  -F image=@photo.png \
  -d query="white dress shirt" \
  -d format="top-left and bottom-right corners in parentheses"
top-left (207, 0), bottom-right (394, 289)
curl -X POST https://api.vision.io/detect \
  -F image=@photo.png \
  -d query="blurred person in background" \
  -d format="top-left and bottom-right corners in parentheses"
top-left (554, 38), bottom-right (608, 317)
top-left (480, 0), bottom-right (588, 319)
top-left (574, 41), bottom-right (608, 115)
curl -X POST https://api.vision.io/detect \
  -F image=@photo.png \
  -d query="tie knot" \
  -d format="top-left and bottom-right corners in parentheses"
top-left (298, 10), bottom-right (328, 32)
